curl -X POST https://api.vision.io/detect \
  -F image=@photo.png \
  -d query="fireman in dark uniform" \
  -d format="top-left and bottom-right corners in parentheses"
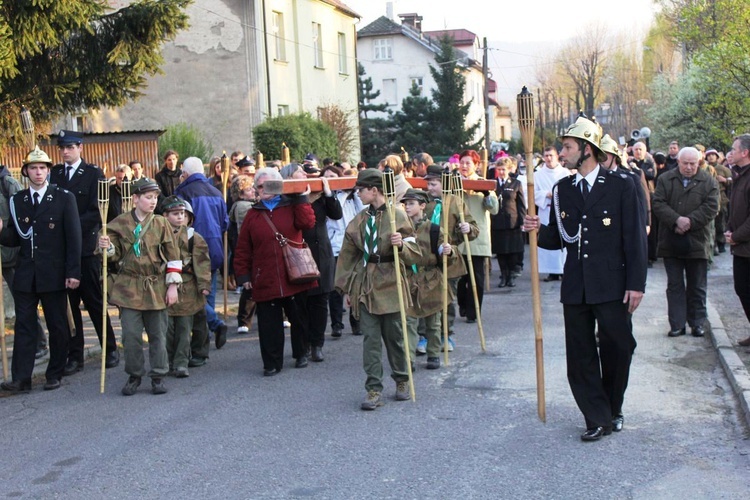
top-left (0, 147), bottom-right (82, 392)
top-left (523, 116), bottom-right (647, 441)
top-left (50, 130), bottom-right (119, 374)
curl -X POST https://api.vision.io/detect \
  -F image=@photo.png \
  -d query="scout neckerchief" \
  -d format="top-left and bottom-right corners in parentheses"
top-left (363, 209), bottom-right (378, 267)
top-left (130, 211), bottom-right (155, 259)
top-left (431, 198), bottom-right (442, 225)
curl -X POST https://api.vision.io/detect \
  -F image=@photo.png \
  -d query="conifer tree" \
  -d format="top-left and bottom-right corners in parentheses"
top-left (0, 0), bottom-right (191, 146)
top-left (392, 83), bottom-right (435, 154)
top-left (429, 35), bottom-right (481, 154)
top-left (358, 62), bottom-right (391, 165)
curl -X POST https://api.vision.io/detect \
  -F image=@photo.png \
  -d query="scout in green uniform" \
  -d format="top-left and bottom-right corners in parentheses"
top-left (161, 196), bottom-right (212, 378)
top-left (422, 165), bottom-right (478, 349)
top-left (334, 169), bottom-right (422, 410)
top-left (99, 178), bottom-right (183, 396)
top-left (402, 189), bottom-right (456, 370)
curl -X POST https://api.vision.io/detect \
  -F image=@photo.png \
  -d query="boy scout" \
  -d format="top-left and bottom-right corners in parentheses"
top-left (423, 165), bottom-right (478, 349)
top-left (99, 178), bottom-right (183, 395)
top-left (161, 196), bottom-right (211, 378)
top-left (334, 169), bottom-right (422, 410)
top-left (401, 189), bottom-right (455, 370)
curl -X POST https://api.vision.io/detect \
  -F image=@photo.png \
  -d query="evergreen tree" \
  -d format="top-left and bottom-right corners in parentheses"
top-left (429, 35), bottom-right (481, 154)
top-left (0, 0), bottom-right (191, 146)
top-left (358, 62), bottom-right (392, 166)
top-left (392, 83), bottom-right (435, 153)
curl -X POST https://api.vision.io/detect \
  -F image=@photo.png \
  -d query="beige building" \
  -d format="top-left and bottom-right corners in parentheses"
top-left (89, 0), bottom-right (361, 161)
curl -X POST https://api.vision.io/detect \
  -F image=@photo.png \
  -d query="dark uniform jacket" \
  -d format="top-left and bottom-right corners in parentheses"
top-left (491, 177), bottom-right (526, 255)
top-left (50, 160), bottom-right (104, 256)
top-left (0, 185), bottom-right (82, 293)
top-left (729, 164), bottom-right (750, 258)
top-left (538, 168), bottom-right (647, 305)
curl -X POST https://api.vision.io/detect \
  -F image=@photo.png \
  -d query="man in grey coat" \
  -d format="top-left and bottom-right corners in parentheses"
top-left (652, 147), bottom-right (720, 337)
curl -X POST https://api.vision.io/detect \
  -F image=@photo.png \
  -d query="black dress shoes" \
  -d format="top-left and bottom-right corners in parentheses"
top-left (263, 368), bottom-right (280, 377)
top-left (581, 426), bottom-right (612, 442)
top-left (63, 359), bottom-right (83, 376)
top-left (35, 347), bottom-right (49, 359)
top-left (612, 415), bottom-right (624, 432)
top-left (105, 350), bottom-right (120, 369)
top-left (43, 379), bottom-right (61, 391)
top-left (295, 356), bottom-right (308, 368)
top-left (497, 277), bottom-right (506, 288)
top-left (1, 379), bottom-right (32, 393)
top-left (311, 346), bottom-right (324, 362)
top-left (215, 324), bottom-right (228, 349)
top-left (691, 326), bottom-right (706, 337)
top-left (668, 327), bottom-right (686, 337)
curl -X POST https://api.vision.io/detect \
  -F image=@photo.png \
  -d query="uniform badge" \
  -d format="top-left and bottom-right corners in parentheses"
top-left (561, 211), bottom-right (566, 219)
top-left (49, 223), bottom-right (55, 229)
top-left (603, 217), bottom-right (611, 226)
top-left (24, 217), bottom-right (29, 223)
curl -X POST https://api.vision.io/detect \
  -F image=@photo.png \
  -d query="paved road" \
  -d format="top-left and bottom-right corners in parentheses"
top-left (1, 256), bottom-right (750, 498)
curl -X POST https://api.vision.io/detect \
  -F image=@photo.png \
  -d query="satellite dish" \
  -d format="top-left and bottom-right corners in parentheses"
top-left (639, 127), bottom-right (651, 139)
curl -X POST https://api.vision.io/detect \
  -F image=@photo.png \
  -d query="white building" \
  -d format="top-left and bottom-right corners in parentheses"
top-left (357, 13), bottom-right (490, 145)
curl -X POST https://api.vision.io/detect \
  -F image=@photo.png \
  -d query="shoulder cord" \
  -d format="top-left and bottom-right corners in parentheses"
top-left (9, 196), bottom-right (34, 259)
top-left (552, 184), bottom-right (580, 244)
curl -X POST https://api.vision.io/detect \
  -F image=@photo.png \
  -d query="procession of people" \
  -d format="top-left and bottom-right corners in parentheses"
top-left (1, 122), bottom-right (749, 444)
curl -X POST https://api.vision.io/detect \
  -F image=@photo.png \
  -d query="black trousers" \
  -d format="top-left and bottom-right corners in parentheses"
top-left (733, 255), bottom-right (750, 323)
top-left (13, 289), bottom-right (69, 382)
top-left (564, 300), bottom-right (636, 429)
top-left (663, 257), bottom-right (708, 330)
top-left (457, 255), bottom-right (485, 321)
top-left (256, 295), bottom-right (306, 371)
top-left (67, 255), bottom-right (117, 363)
top-left (190, 309), bottom-right (210, 359)
top-left (295, 290), bottom-right (328, 348)
top-left (237, 287), bottom-right (256, 328)
top-left (3, 266), bottom-right (46, 349)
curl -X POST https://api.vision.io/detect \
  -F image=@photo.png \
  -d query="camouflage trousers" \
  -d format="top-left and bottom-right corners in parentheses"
top-left (121, 308), bottom-right (169, 379)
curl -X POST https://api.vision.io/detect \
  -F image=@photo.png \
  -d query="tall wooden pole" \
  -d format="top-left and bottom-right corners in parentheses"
top-left (98, 180), bottom-right (110, 393)
top-left (441, 168), bottom-right (452, 366)
top-left (518, 86), bottom-right (546, 423)
top-left (221, 152), bottom-right (230, 320)
top-left (383, 167), bottom-right (415, 401)
top-left (452, 170), bottom-right (486, 352)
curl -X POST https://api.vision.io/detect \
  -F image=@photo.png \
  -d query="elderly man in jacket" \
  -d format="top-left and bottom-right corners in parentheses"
top-left (652, 147), bottom-right (720, 338)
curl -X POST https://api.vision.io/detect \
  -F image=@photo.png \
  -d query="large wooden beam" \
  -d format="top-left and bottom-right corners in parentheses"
top-left (263, 176), bottom-right (496, 195)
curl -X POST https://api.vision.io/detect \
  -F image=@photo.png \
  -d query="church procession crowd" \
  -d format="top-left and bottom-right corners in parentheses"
top-left (1, 117), bottom-right (750, 443)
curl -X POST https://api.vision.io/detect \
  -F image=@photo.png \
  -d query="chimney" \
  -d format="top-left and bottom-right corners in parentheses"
top-left (386, 2), bottom-right (394, 20)
top-left (398, 13), bottom-right (423, 32)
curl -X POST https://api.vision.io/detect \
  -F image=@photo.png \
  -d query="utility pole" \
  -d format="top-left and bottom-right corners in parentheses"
top-left (482, 37), bottom-right (491, 153)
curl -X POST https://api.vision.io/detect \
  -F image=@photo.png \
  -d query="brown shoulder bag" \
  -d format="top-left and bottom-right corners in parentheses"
top-left (262, 212), bottom-right (320, 284)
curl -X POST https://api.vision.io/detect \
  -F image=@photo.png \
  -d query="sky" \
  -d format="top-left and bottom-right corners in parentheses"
top-left (346, 0), bottom-right (659, 104)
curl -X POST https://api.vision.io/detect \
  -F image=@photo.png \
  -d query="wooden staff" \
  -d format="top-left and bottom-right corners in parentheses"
top-left (281, 143), bottom-right (291, 165)
top-left (382, 166), bottom-right (415, 401)
top-left (480, 149), bottom-right (491, 293)
top-left (97, 179), bottom-right (110, 393)
top-left (518, 86), bottom-right (546, 422)
top-left (452, 170), bottom-right (486, 352)
top-left (221, 152), bottom-right (231, 320)
top-left (441, 168), bottom-right (452, 366)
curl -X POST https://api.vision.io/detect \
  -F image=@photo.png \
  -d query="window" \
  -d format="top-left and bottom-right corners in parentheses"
top-left (338, 32), bottom-right (347, 74)
top-left (409, 77), bottom-right (423, 95)
top-left (272, 11), bottom-right (286, 61)
top-left (277, 105), bottom-right (289, 116)
top-left (312, 22), bottom-right (323, 68)
top-left (382, 78), bottom-right (397, 105)
top-left (373, 38), bottom-right (392, 60)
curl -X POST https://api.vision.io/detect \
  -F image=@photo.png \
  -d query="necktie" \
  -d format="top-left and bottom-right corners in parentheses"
top-left (363, 214), bottom-right (377, 267)
top-left (33, 192), bottom-right (40, 207)
top-left (581, 179), bottom-right (589, 200)
top-left (431, 199), bottom-right (442, 225)
top-left (66, 165), bottom-right (73, 180)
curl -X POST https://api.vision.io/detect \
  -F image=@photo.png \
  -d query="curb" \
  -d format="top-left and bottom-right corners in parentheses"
top-left (707, 298), bottom-right (750, 428)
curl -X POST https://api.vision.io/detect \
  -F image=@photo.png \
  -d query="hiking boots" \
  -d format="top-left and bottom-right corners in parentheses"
top-left (121, 376), bottom-right (141, 396)
top-left (395, 381), bottom-right (411, 401)
top-left (151, 378), bottom-right (167, 395)
top-left (361, 390), bottom-right (384, 411)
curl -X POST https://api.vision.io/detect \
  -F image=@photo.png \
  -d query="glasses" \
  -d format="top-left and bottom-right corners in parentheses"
top-left (255, 184), bottom-right (264, 189)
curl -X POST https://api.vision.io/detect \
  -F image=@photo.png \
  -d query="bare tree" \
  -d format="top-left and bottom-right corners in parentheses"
top-left (560, 24), bottom-right (609, 118)
top-left (319, 103), bottom-right (358, 161)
